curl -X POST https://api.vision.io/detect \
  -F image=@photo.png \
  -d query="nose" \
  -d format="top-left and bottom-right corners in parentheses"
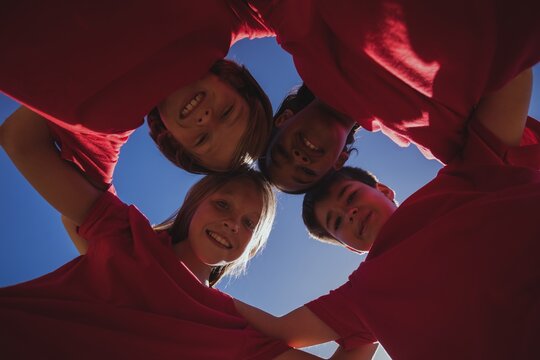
top-left (196, 108), bottom-right (213, 126)
top-left (223, 219), bottom-right (239, 234)
top-left (292, 148), bottom-right (311, 164)
top-left (347, 207), bottom-right (358, 222)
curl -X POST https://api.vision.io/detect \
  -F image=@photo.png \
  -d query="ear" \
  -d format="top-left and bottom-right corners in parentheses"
top-left (375, 183), bottom-right (395, 202)
top-left (274, 109), bottom-right (294, 128)
top-left (333, 151), bottom-right (349, 170)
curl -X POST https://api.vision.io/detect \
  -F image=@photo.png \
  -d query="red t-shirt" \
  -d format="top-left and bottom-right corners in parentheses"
top-left (0, 0), bottom-right (272, 133)
top-left (47, 122), bottom-right (133, 187)
top-left (0, 192), bottom-right (289, 359)
top-left (306, 118), bottom-right (540, 359)
top-left (0, 0), bottom-right (272, 186)
top-left (248, 0), bottom-right (540, 163)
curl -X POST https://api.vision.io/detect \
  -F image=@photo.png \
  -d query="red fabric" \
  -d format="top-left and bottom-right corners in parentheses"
top-left (0, 191), bottom-right (289, 359)
top-left (2, 1), bottom-right (539, 182)
top-left (47, 122), bottom-right (133, 187)
top-left (0, 0), bottom-right (272, 186)
top-left (248, 0), bottom-right (540, 163)
top-left (0, 0), bottom-right (272, 133)
top-left (306, 118), bottom-right (540, 359)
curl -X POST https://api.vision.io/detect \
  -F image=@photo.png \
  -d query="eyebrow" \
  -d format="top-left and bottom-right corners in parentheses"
top-left (337, 184), bottom-right (350, 202)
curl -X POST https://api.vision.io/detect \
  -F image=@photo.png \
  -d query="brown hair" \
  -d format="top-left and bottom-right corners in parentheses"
top-left (302, 166), bottom-right (378, 246)
top-left (153, 168), bottom-right (276, 287)
top-left (147, 59), bottom-right (273, 174)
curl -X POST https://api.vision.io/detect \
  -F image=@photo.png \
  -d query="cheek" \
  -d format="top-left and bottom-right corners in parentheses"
top-left (189, 207), bottom-right (211, 234)
top-left (171, 130), bottom-right (191, 148)
top-left (187, 218), bottom-right (201, 240)
top-left (381, 201), bottom-right (396, 219)
top-left (372, 206), bottom-right (393, 232)
top-left (158, 95), bottom-right (178, 120)
top-left (235, 232), bottom-right (253, 257)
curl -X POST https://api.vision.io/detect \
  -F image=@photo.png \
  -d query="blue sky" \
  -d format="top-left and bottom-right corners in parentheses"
top-left (1, 38), bottom-right (538, 359)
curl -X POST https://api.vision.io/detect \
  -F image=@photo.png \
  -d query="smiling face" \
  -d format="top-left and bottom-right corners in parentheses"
top-left (186, 178), bottom-right (263, 267)
top-left (157, 73), bottom-right (250, 171)
top-left (264, 100), bottom-right (354, 193)
top-left (314, 178), bottom-right (397, 251)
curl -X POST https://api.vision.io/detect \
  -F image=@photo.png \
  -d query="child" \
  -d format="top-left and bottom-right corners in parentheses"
top-left (0, 1), bottom-right (274, 180)
top-left (0, 110), bottom-right (319, 359)
top-left (247, 0), bottom-right (540, 192)
top-left (235, 69), bottom-right (540, 358)
top-left (258, 84), bottom-right (358, 193)
top-left (303, 166), bottom-right (396, 253)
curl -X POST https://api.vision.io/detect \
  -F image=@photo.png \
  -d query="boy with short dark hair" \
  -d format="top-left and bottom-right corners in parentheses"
top-left (235, 69), bottom-right (540, 359)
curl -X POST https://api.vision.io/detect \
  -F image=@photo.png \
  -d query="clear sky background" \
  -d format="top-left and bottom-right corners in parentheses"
top-left (1, 38), bottom-right (539, 359)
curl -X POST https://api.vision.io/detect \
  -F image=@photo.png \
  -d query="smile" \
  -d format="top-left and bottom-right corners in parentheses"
top-left (358, 211), bottom-right (372, 238)
top-left (181, 92), bottom-right (205, 118)
top-left (206, 230), bottom-right (232, 249)
top-left (301, 133), bottom-right (322, 153)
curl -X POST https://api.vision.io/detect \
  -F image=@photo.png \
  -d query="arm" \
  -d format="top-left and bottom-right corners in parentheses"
top-left (1, 106), bottom-right (102, 225)
top-left (474, 68), bottom-right (533, 146)
top-left (235, 300), bottom-right (378, 358)
top-left (61, 215), bottom-right (88, 254)
top-left (235, 300), bottom-right (338, 348)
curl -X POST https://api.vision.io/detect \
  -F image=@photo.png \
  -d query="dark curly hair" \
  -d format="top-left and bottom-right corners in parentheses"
top-left (147, 59), bottom-right (273, 174)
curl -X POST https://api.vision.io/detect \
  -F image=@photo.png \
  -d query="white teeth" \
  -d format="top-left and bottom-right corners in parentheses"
top-left (302, 135), bottom-right (320, 151)
top-left (181, 92), bottom-right (204, 118)
top-left (207, 230), bottom-right (232, 249)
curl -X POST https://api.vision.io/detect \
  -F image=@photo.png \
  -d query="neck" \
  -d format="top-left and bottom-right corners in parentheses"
top-left (173, 240), bottom-right (212, 286)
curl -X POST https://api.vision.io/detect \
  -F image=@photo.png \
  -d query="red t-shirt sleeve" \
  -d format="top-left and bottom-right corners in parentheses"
top-left (78, 191), bottom-right (132, 247)
top-left (47, 121), bottom-right (132, 188)
top-left (462, 116), bottom-right (540, 169)
top-left (305, 272), bottom-right (377, 350)
top-left (240, 325), bottom-right (291, 360)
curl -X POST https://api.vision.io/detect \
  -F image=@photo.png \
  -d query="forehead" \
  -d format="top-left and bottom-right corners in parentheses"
top-left (213, 178), bottom-right (263, 207)
top-left (314, 178), bottom-right (349, 212)
top-left (313, 177), bottom-right (370, 225)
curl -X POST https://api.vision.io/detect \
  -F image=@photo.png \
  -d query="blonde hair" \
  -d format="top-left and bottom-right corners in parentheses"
top-left (154, 168), bottom-right (276, 286)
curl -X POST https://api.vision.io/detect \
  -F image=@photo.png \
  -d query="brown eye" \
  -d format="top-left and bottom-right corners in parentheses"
top-left (195, 134), bottom-right (208, 147)
top-left (222, 105), bottom-right (233, 119)
top-left (215, 200), bottom-right (229, 210)
top-left (346, 191), bottom-right (357, 205)
top-left (243, 217), bottom-right (256, 231)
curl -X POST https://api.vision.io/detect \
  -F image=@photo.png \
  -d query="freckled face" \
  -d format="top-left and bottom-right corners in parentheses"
top-left (157, 74), bottom-right (249, 171)
top-left (265, 100), bottom-right (350, 192)
top-left (187, 178), bottom-right (263, 266)
top-left (314, 179), bottom-right (397, 251)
